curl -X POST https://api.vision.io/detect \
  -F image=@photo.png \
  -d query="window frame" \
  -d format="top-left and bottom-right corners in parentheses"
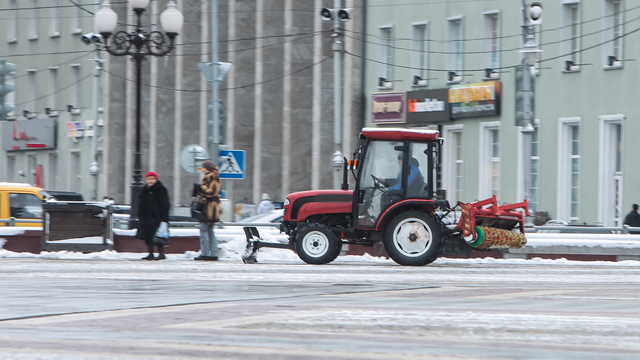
top-left (446, 15), bottom-right (463, 84)
top-left (411, 21), bottom-right (428, 87)
top-left (377, 25), bottom-right (394, 89)
top-left (561, 1), bottom-right (581, 72)
top-left (482, 10), bottom-right (501, 79)
top-left (479, 121), bottom-right (500, 199)
top-left (603, 0), bottom-right (624, 69)
top-left (557, 117), bottom-right (581, 222)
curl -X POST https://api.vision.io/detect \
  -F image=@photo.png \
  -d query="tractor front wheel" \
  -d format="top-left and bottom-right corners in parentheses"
top-left (295, 223), bottom-right (342, 264)
top-left (384, 211), bottom-right (444, 266)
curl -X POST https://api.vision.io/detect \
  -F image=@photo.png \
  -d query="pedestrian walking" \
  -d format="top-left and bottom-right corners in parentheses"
top-left (624, 204), bottom-right (640, 233)
top-left (135, 171), bottom-right (170, 260)
top-left (195, 160), bottom-right (222, 261)
top-left (257, 193), bottom-right (275, 214)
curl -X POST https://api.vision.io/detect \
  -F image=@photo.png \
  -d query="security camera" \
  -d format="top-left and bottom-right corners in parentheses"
top-left (82, 33), bottom-right (103, 45)
top-left (528, 2), bottom-right (543, 25)
top-left (91, 33), bottom-right (103, 44)
top-left (320, 8), bottom-right (334, 21)
top-left (337, 8), bottom-right (351, 22)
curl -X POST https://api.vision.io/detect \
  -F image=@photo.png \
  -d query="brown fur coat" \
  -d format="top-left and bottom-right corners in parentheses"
top-left (199, 167), bottom-right (222, 223)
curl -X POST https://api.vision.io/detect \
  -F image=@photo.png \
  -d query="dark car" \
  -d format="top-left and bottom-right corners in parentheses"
top-left (46, 191), bottom-right (84, 201)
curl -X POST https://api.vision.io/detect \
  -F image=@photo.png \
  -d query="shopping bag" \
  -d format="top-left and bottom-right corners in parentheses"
top-left (153, 222), bottom-right (170, 246)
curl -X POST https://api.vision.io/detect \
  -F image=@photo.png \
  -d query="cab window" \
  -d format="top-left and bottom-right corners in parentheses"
top-left (9, 193), bottom-right (43, 219)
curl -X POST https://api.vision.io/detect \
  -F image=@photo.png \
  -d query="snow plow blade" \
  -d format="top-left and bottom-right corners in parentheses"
top-left (241, 226), bottom-right (290, 264)
top-left (456, 196), bottom-right (529, 249)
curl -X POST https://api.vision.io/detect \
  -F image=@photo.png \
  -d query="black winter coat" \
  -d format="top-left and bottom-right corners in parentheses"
top-left (135, 180), bottom-right (170, 245)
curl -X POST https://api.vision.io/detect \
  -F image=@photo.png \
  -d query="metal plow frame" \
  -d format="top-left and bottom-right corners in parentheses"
top-left (457, 195), bottom-right (530, 242)
top-left (241, 226), bottom-right (291, 264)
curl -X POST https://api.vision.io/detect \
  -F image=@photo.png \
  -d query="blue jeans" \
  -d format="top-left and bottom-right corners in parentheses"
top-left (199, 222), bottom-right (218, 257)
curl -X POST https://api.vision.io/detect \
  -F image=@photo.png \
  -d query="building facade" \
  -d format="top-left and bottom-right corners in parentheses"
top-left (1, 0), bottom-right (363, 213)
top-left (364, 0), bottom-right (639, 226)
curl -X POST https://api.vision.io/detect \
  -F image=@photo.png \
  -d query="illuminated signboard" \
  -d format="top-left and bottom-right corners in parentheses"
top-left (371, 92), bottom-right (406, 124)
top-left (449, 81), bottom-right (501, 119)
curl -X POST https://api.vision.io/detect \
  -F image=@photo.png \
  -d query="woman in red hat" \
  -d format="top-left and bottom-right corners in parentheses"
top-left (135, 171), bottom-right (170, 260)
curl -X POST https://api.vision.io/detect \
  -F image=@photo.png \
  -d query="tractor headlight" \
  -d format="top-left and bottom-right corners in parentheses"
top-left (284, 198), bottom-right (290, 206)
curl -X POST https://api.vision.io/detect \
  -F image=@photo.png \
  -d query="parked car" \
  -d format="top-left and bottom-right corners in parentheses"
top-left (46, 191), bottom-right (84, 201)
top-left (0, 182), bottom-right (47, 227)
top-left (535, 220), bottom-right (618, 234)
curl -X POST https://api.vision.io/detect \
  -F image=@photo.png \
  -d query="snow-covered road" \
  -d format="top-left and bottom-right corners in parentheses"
top-left (0, 251), bottom-right (639, 359)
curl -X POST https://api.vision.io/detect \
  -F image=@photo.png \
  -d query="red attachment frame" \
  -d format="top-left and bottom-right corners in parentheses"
top-left (456, 196), bottom-right (530, 241)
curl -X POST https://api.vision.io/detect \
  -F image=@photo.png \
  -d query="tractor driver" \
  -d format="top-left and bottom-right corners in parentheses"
top-left (377, 154), bottom-right (425, 195)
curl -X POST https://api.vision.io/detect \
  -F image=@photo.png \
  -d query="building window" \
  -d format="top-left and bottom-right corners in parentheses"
top-left (71, 0), bottom-right (83, 34)
top-left (5, 72), bottom-right (15, 119)
top-left (70, 65), bottom-right (82, 109)
top-left (443, 125), bottom-right (464, 204)
top-left (7, 0), bottom-right (18, 43)
top-left (604, 0), bottom-right (623, 68)
top-left (598, 115), bottom-right (624, 226)
top-left (557, 118), bottom-right (581, 222)
top-left (49, 153), bottom-right (58, 190)
top-left (29, 0), bottom-right (39, 40)
top-left (561, 1), bottom-right (580, 71)
top-left (26, 70), bottom-right (37, 115)
top-left (28, 155), bottom-right (37, 186)
top-left (530, 125), bottom-right (540, 213)
top-left (411, 22), bottom-right (428, 87)
top-left (48, 67), bottom-right (58, 111)
top-left (6, 156), bottom-right (16, 182)
top-left (447, 16), bottom-right (463, 83)
top-left (483, 11), bottom-right (500, 78)
top-left (479, 122), bottom-right (500, 199)
top-left (50, 0), bottom-right (60, 37)
top-left (71, 151), bottom-right (81, 191)
top-left (570, 125), bottom-right (580, 219)
top-left (377, 26), bottom-right (393, 88)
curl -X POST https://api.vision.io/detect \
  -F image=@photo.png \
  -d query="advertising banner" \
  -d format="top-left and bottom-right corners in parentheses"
top-left (449, 81), bottom-right (501, 119)
top-left (371, 92), bottom-right (406, 124)
top-left (1, 118), bottom-right (56, 151)
top-left (406, 88), bottom-right (450, 124)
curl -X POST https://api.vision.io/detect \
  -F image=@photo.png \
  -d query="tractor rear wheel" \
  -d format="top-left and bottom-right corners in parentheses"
top-left (384, 211), bottom-right (444, 266)
top-left (295, 223), bottom-right (342, 264)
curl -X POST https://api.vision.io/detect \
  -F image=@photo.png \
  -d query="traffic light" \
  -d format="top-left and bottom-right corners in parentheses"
top-left (0, 60), bottom-right (17, 120)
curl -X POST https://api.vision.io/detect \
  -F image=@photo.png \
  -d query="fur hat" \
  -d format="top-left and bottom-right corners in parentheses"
top-left (145, 171), bottom-right (159, 179)
top-left (202, 160), bottom-right (216, 171)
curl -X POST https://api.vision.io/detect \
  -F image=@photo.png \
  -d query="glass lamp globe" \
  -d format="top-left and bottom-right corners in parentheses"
top-left (129, 0), bottom-right (150, 9)
top-left (95, 1), bottom-right (118, 33)
top-left (160, 1), bottom-right (184, 34)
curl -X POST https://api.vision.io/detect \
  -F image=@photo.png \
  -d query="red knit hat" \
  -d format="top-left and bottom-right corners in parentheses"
top-left (145, 171), bottom-right (159, 179)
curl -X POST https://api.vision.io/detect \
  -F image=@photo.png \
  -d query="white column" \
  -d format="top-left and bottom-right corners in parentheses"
top-left (124, 2), bottom-right (134, 202)
top-left (342, 0), bottom-right (354, 159)
top-left (311, 0), bottom-right (322, 190)
top-left (149, 0), bottom-right (158, 171)
top-left (282, 0), bottom-right (292, 198)
top-left (173, 0), bottom-right (184, 207)
top-left (253, 0), bottom-right (264, 204)
top-left (227, 0), bottom-right (236, 149)
top-left (200, 1), bottom-right (209, 149)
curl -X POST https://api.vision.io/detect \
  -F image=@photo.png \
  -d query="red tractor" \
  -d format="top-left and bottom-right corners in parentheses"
top-left (243, 127), bottom-right (529, 266)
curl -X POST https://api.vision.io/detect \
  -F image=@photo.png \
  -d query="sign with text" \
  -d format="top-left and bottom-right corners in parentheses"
top-left (449, 81), bottom-right (501, 119)
top-left (1, 118), bottom-right (56, 151)
top-left (406, 88), bottom-right (450, 124)
top-left (371, 92), bottom-right (406, 124)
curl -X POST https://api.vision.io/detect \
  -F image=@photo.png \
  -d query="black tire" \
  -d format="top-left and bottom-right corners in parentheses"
top-left (294, 223), bottom-right (342, 264)
top-left (383, 211), bottom-right (445, 266)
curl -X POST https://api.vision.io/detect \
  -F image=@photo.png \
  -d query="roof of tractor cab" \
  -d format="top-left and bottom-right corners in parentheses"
top-left (361, 127), bottom-right (440, 141)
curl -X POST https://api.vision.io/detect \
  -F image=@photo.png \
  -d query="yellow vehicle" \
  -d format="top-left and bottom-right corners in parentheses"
top-left (0, 183), bottom-right (47, 227)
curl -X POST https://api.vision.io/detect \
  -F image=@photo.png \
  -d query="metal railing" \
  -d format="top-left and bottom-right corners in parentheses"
top-left (0, 218), bottom-right (43, 226)
top-left (529, 225), bottom-right (640, 234)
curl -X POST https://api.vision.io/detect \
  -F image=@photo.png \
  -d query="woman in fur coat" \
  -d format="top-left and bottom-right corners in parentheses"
top-left (194, 160), bottom-right (222, 261)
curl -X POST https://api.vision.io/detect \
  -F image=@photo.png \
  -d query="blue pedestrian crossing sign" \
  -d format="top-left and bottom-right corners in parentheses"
top-left (219, 150), bottom-right (245, 179)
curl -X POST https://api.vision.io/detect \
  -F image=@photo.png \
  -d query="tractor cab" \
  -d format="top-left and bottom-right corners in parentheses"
top-left (354, 129), bottom-right (439, 229)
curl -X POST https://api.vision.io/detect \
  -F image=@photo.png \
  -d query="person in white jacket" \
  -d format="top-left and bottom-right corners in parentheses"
top-left (257, 193), bottom-right (275, 214)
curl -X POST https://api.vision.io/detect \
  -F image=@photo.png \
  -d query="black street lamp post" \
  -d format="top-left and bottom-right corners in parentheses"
top-left (95, 0), bottom-right (183, 228)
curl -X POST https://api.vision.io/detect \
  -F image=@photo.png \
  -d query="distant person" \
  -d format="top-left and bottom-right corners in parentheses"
top-left (624, 204), bottom-right (640, 233)
top-left (257, 193), bottom-right (275, 214)
top-left (135, 171), bottom-right (170, 260)
top-left (195, 160), bottom-right (222, 261)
